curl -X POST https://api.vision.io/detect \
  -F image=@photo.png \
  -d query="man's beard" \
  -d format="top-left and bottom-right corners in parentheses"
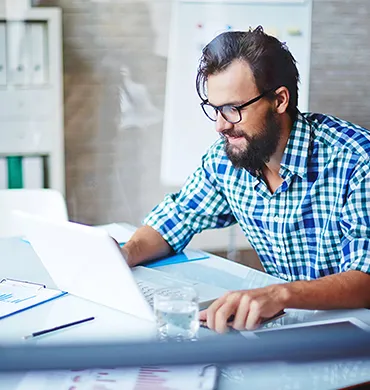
top-left (224, 108), bottom-right (281, 175)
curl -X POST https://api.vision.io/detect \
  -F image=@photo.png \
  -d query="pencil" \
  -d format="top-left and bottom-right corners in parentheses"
top-left (23, 316), bottom-right (95, 339)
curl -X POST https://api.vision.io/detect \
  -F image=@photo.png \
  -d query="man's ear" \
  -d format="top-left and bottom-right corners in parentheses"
top-left (274, 86), bottom-right (290, 114)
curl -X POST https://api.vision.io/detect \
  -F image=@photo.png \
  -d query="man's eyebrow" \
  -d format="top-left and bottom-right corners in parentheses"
top-left (208, 100), bottom-right (245, 107)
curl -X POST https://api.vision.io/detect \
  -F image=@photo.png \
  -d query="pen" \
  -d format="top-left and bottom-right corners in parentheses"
top-left (23, 316), bottom-right (95, 340)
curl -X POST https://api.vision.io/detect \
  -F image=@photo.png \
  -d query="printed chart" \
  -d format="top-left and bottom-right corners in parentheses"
top-left (16, 365), bottom-right (210, 390)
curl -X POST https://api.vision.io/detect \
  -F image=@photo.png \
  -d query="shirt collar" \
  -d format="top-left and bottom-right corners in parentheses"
top-left (280, 112), bottom-right (312, 178)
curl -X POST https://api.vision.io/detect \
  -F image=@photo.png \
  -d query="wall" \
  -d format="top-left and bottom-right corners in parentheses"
top-left (34, 0), bottom-right (370, 250)
top-left (37, 0), bottom-right (172, 228)
top-left (309, 0), bottom-right (370, 124)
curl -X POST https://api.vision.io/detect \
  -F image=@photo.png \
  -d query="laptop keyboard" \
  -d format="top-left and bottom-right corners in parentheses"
top-left (136, 280), bottom-right (173, 307)
top-left (136, 280), bottom-right (155, 306)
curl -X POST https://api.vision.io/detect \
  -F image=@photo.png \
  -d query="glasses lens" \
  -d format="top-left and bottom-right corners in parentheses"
top-left (221, 105), bottom-right (241, 124)
top-left (202, 104), bottom-right (217, 121)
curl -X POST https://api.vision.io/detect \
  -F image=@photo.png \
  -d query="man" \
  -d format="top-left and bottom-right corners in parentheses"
top-left (121, 27), bottom-right (370, 333)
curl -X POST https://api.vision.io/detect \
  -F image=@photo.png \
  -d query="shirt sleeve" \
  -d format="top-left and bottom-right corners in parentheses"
top-left (143, 143), bottom-right (236, 252)
top-left (340, 161), bottom-right (370, 274)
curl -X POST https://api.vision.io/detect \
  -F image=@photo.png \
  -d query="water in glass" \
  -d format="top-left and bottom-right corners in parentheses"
top-left (154, 287), bottom-right (199, 341)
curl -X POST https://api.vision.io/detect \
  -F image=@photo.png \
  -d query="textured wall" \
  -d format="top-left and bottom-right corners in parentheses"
top-left (309, 0), bottom-right (370, 126)
top-left (36, 0), bottom-right (370, 234)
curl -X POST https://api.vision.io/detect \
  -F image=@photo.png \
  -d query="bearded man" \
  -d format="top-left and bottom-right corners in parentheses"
top-left (121, 27), bottom-right (370, 333)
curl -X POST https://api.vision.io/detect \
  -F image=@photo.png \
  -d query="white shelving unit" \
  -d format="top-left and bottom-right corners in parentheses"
top-left (0, 6), bottom-right (64, 194)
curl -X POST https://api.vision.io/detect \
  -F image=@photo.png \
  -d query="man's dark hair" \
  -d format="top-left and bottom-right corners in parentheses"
top-left (196, 26), bottom-right (300, 121)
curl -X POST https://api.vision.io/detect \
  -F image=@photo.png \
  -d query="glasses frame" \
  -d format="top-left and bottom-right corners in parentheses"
top-left (200, 88), bottom-right (275, 124)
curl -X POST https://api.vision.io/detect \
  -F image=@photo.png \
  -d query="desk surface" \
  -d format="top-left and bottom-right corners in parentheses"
top-left (1, 235), bottom-right (370, 389)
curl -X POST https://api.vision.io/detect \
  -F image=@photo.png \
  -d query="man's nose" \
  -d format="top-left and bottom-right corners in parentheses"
top-left (215, 113), bottom-right (234, 134)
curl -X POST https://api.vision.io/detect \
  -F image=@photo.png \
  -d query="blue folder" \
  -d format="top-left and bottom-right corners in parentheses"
top-left (119, 243), bottom-right (209, 268)
top-left (143, 248), bottom-right (209, 268)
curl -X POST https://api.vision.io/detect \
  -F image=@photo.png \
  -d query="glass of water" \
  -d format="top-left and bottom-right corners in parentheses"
top-left (154, 286), bottom-right (199, 341)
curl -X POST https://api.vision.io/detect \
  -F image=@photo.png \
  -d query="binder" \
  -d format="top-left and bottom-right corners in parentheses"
top-left (23, 156), bottom-right (44, 189)
top-left (7, 21), bottom-right (30, 86)
top-left (0, 157), bottom-right (7, 189)
top-left (0, 278), bottom-right (67, 320)
top-left (7, 156), bottom-right (23, 188)
top-left (0, 22), bottom-right (7, 85)
top-left (28, 22), bottom-right (48, 85)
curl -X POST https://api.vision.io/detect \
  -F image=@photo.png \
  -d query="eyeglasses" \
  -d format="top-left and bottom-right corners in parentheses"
top-left (200, 89), bottom-right (274, 124)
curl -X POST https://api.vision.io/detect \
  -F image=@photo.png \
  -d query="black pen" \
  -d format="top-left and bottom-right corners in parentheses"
top-left (23, 316), bottom-right (95, 340)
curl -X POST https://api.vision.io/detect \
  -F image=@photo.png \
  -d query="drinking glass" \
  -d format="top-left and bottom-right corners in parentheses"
top-left (154, 286), bottom-right (199, 341)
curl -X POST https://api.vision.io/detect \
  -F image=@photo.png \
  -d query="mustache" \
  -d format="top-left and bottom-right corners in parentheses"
top-left (221, 129), bottom-right (253, 143)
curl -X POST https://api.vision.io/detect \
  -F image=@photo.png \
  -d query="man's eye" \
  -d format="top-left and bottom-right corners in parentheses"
top-left (223, 106), bottom-right (238, 114)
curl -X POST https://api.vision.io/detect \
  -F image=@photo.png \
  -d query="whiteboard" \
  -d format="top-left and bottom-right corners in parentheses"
top-left (161, 0), bottom-right (312, 186)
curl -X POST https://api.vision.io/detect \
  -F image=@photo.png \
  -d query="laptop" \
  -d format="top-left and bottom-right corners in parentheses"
top-left (13, 211), bottom-right (227, 322)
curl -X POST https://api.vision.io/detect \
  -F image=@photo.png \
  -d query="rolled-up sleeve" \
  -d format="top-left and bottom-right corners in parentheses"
top-left (340, 162), bottom-right (370, 274)
top-left (143, 143), bottom-right (236, 252)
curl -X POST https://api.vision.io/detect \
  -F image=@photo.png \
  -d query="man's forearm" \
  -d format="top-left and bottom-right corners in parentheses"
top-left (280, 270), bottom-right (370, 310)
top-left (121, 225), bottom-right (173, 267)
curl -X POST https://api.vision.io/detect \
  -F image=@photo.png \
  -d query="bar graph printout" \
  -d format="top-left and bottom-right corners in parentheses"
top-left (0, 278), bottom-right (66, 319)
top-left (16, 365), bottom-right (218, 390)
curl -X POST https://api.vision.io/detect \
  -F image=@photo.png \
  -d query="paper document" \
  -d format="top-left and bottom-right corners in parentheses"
top-left (96, 223), bottom-right (135, 244)
top-left (0, 279), bottom-right (67, 320)
top-left (16, 365), bottom-right (218, 390)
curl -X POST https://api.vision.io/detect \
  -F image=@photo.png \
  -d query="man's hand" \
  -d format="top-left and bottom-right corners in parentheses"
top-left (199, 284), bottom-right (288, 333)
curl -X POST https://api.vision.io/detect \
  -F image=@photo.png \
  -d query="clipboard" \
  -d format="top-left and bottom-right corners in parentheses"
top-left (0, 278), bottom-right (68, 320)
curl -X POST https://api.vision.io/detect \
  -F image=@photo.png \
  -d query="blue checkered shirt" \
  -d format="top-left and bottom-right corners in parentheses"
top-left (144, 113), bottom-right (370, 281)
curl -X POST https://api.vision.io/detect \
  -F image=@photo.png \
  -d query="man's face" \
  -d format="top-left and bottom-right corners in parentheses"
top-left (207, 60), bottom-right (282, 174)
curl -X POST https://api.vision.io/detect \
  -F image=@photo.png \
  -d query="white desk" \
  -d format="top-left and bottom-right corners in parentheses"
top-left (1, 236), bottom-right (370, 389)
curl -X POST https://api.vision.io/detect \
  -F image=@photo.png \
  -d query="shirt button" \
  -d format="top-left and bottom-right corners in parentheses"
top-left (273, 245), bottom-right (282, 253)
top-left (274, 215), bottom-right (280, 222)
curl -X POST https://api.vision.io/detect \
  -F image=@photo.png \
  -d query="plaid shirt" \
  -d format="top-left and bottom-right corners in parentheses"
top-left (144, 113), bottom-right (370, 281)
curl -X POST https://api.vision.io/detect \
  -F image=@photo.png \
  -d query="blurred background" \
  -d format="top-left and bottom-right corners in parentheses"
top-left (0, 0), bottom-right (369, 269)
